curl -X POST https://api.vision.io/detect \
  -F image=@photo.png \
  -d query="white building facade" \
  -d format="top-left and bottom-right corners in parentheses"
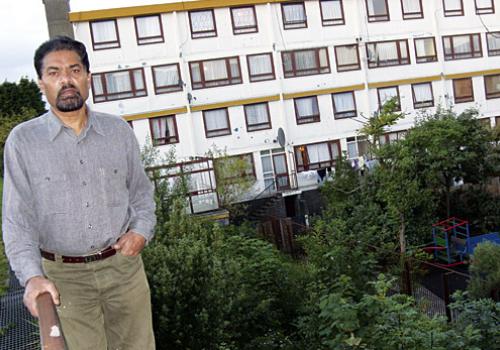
top-left (68, 0), bottom-right (500, 209)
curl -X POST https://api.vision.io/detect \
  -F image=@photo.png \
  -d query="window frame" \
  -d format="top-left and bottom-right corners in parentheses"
top-left (134, 14), bottom-right (164, 45)
top-left (91, 68), bottom-right (147, 103)
top-left (189, 9), bottom-right (217, 39)
top-left (475, 0), bottom-right (494, 14)
top-left (189, 56), bottom-right (242, 90)
top-left (294, 140), bottom-right (341, 172)
top-left (443, 0), bottom-right (464, 17)
top-left (281, 2), bottom-right (308, 29)
top-left (377, 86), bottom-right (401, 111)
top-left (319, 0), bottom-right (345, 26)
top-left (414, 37), bottom-right (437, 63)
top-left (401, 0), bottom-right (424, 19)
top-left (203, 108), bottom-right (232, 138)
top-left (411, 82), bottom-right (434, 109)
top-left (246, 53), bottom-right (276, 82)
top-left (453, 77), bottom-right (474, 104)
top-left (149, 115), bottom-right (179, 146)
top-left (151, 63), bottom-right (183, 95)
top-left (334, 44), bottom-right (361, 72)
top-left (230, 6), bottom-right (258, 35)
top-left (486, 32), bottom-right (500, 56)
top-left (442, 33), bottom-right (483, 61)
top-left (281, 47), bottom-right (331, 78)
top-left (365, 0), bottom-right (390, 22)
top-left (294, 96), bottom-right (321, 125)
top-left (89, 19), bottom-right (120, 51)
top-left (366, 39), bottom-right (411, 68)
top-left (244, 102), bottom-right (272, 132)
top-left (332, 91), bottom-right (357, 119)
top-left (484, 74), bottom-right (500, 100)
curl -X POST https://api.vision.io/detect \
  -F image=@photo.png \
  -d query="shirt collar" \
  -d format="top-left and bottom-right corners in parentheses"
top-left (46, 106), bottom-right (106, 141)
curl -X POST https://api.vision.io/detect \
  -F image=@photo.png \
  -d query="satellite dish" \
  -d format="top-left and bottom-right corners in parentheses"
top-left (277, 127), bottom-right (286, 147)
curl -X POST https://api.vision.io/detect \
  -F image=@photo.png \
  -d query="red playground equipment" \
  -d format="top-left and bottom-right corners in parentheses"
top-left (430, 217), bottom-right (500, 267)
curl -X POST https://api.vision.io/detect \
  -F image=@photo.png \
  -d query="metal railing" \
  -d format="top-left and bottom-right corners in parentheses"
top-left (36, 292), bottom-right (67, 350)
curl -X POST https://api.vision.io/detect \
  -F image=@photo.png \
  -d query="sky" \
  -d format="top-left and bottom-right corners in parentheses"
top-left (0, 0), bottom-right (176, 83)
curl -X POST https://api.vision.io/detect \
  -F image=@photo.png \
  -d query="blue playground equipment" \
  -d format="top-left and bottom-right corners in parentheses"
top-left (431, 217), bottom-right (500, 266)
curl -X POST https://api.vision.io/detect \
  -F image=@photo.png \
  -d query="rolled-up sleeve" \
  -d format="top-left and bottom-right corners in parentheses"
top-left (2, 131), bottom-right (43, 286)
top-left (125, 129), bottom-right (156, 242)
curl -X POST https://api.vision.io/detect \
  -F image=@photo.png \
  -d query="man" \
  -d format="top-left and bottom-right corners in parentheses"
top-left (2, 36), bottom-right (156, 349)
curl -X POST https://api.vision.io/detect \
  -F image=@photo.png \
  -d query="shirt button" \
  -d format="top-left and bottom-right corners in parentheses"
top-left (88, 224), bottom-right (93, 229)
top-left (85, 202), bottom-right (90, 207)
top-left (82, 181), bottom-right (87, 186)
top-left (90, 245), bottom-right (95, 249)
top-left (80, 159), bottom-right (84, 164)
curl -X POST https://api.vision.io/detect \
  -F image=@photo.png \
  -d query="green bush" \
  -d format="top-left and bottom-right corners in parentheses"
top-left (468, 242), bottom-right (500, 299)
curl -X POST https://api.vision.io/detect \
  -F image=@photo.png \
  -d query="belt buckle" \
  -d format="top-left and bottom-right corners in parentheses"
top-left (84, 252), bottom-right (101, 263)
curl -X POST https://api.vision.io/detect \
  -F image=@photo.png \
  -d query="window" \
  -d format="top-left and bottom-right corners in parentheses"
top-left (475, 0), bottom-right (494, 14)
top-left (247, 53), bottom-right (275, 82)
top-left (244, 103), bottom-right (272, 131)
top-left (230, 6), bottom-right (258, 34)
top-left (281, 2), bottom-right (307, 29)
top-left (365, 0), bottom-right (390, 22)
top-left (486, 32), bottom-right (500, 56)
top-left (149, 116), bottom-right (179, 145)
top-left (366, 40), bottom-right (410, 68)
top-left (90, 20), bottom-right (120, 50)
top-left (92, 68), bottom-right (147, 103)
top-left (401, 0), bottom-right (423, 19)
top-left (216, 153), bottom-right (256, 181)
top-left (378, 86), bottom-right (401, 111)
top-left (203, 108), bottom-right (231, 137)
top-left (412, 82), bottom-right (434, 108)
top-left (189, 57), bottom-right (242, 89)
top-left (346, 136), bottom-right (369, 159)
top-left (282, 47), bottom-right (330, 78)
top-left (320, 0), bottom-right (345, 26)
top-left (484, 74), bottom-right (500, 99)
top-left (152, 64), bottom-right (182, 94)
top-left (379, 130), bottom-right (407, 145)
top-left (332, 91), bottom-right (357, 118)
top-left (479, 117), bottom-right (491, 128)
top-left (294, 140), bottom-right (341, 171)
top-left (453, 78), bottom-right (474, 103)
top-left (189, 10), bottom-right (217, 38)
top-left (134, 15), bottom-right (164, 45)
top-left (443, 0), bottom-right (464, 16)
top-left (443, 34), bottom-right (482, 60)
top-left (334, 44), bottom-right (360, 72)
top-left (294, 96), bottom-right (320, 124)
top-left (414, 37), bottom-right (437, 63)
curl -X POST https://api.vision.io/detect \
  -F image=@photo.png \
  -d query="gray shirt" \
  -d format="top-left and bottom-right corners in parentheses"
top-left (2, 108), bottom-right (156, 286)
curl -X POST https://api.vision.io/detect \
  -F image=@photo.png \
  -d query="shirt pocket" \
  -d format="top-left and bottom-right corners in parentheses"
top-left (99, 167), bottom-right (127, 207)
top-left (33, 173), bottom-right (69, 215)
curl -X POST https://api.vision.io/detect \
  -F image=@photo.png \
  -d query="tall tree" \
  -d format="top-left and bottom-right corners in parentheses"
top-left (0, 77), bottom-right (46, 116)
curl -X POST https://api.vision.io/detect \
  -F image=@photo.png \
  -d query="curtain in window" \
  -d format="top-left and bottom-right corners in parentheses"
top-left (413, 83), bottom-right (432, 102)
top-left (204, 60), bottom-right (228, 81)
top-left (367, 0), bottom-right (387, 15)
top-left (334, 92), bottom-right (355, 112)
top-left (307, 143), bottom-right (330, 163)
top-left (346, 139), bottom-right (358, 158)
top-left (376, 42), bottom-right (399, 61)
top-left (105, 71), bottom-right (131, 94)
top-left (154, 65), bottom-right (179, 87)
top-left (336, 46), bottom-right (357, 65)
top-left (453, 36), bottom-right (471, 55)
top-left (283, 4), bottom-right (306, 22)
top-left (229, 59), bottom-right (240, 79)
top-left (249, 55), bottom-right (272, 75)
top-left (191, 11), bottom-right (214, 31)
top-left (402, 0), bottom-right (421, 13)
top-left (487, 34), bottom-right (500, 51)
top-left (379, 87), bottom-right (397, 105)
top-left (321, 0), bottom-right (342, 19)
top-left (136, 16), bottom-right (161, 38)
top-left (454, 79), bottom-right (472, 99)
top-left (232, 7), bottom-right (256, 27)
top-left (476, 0), bottom-right (493, 7)
top-left (133, 70), bottom-right (144, 90)
top-left (296, 97), bottom-right (319, 118)
top-left (152, 117), bottom-right (175, 140)
top-left (205, 109), bottom-right (228, 131)
top-left (245, 103), bottom-right (269, 125)
top-left (445, 0), bottom-right (462, 10)
top-left (92, 21), bottom-right (117, 43)
top-left (92, 76), bottom-right (104, 95)
top-left (485, 75), bottom-right (500, 94)
top-left (295, 51), bottom-right (317, 70)
top-left (329, 142), bottom-right (340, 158)
top-left (415, 38), bottom-right (435, 57)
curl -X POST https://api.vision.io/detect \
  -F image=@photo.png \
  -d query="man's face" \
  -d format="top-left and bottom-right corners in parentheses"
top-left (38, 50), bottom-right (90, 113)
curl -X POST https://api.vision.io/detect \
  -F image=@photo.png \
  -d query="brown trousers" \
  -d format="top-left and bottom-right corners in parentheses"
top-left (42, 252), bottom-right (155, 350)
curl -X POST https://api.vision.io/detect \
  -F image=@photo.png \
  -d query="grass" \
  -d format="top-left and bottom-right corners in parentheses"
top-left (0, 178), bottom-right (9, 296)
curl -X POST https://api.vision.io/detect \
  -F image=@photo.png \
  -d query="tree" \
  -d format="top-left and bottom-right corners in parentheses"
top-left (0, 78), bottom-right (45, 116)
top-left (468, 242), bottom-right (500, 299)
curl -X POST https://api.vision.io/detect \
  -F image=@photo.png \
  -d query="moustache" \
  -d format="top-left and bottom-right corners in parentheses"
top-left (57, 85), bottom-right (81, 98)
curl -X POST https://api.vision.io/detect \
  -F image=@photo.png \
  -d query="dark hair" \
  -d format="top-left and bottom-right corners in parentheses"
top-left (34, 36), bottom-right (90, 79)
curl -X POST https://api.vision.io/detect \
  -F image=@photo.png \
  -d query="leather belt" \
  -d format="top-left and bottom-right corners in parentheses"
top-left (40, 246), bottom-right (117, 263)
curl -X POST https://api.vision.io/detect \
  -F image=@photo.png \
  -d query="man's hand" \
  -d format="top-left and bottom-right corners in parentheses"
top-left (23, 276), bottom-right (60, 317)
top-left (113, 231), bottom-right (146, 256)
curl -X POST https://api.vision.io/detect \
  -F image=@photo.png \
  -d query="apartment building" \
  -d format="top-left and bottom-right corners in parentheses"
top-left (67, 0), bottom-right (500, 216)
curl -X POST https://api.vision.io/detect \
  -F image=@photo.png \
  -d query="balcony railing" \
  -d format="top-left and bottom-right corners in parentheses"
top-left (36, 292), bottom-right (67, 350)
